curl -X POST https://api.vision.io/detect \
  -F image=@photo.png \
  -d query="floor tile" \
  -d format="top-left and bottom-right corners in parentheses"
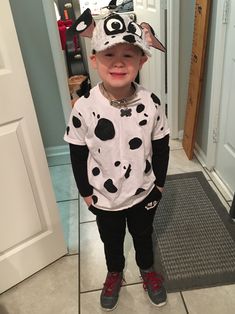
top-left (80, 222), bottom-right (144, 292)
top-left (49, 164), bottom-right (78, 201)
top-left (168, 149), bottom-right (208, 178)
top-left (47, 154), bottom-right (71, 167)
top-left (170, 139), bottom-right (183, 150)
top-left (57, 200), bottom-right (79, 254)
top-left (0, 255), bottom-right (78, 314)
top-left (182, 284), bottom-right (235, 314)
top-left (80, 198), bottom-right (96, 223)
top-left (80, 285), bottom-right (187, 314)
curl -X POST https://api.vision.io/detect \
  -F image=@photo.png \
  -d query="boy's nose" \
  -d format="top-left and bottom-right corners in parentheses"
top-left (113, 59), bottom-right (124, 67)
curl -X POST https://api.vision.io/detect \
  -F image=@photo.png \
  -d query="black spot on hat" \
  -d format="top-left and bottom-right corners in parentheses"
top-left (104, 179), bottom-right (118, 193)
top-left (151, 93), bottom-right (161, 105)
top-left (129, 137), bottom-right (142, 150)
top-left (115, 161), bottom-right (121, 167)
top-left (92, 167), bottom-right (100, 176)
top-left (92, 195), bottom-right (98, 204)
top-left (72, 116), bottom-right (81, 128)
top-left (104, 41), bottom-right (109, 45)
top-left (136, 104), bottom-right (145, 113)
top-left (135, 188), bottom-right (145, 195)
top-left (145, 160), bottom-right (151, 174)
top-left (139, 120), bottom-right (147, 126)
top-left (95, 118), bottom-right (115, 141)
top-left (123, 34), bottom-right (136, 44)
top-left (66, 126), bottom-right (70, 135)
top-left (161, 127), bottom-right (164, 131)
top-left (124, 164), bottom-right (132, 179)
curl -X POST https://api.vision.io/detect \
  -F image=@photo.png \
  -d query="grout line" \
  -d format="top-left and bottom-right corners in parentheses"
top-left (80, 219), bottom-right (96, 224)
top-left (180, 292), bottom-right (189, 314)
top-left (48, 162), bottom-right (72, 168)
top-left (80, 281), bottom-right (143, 294)
top-left (57, 198), bottom-right (79, 203)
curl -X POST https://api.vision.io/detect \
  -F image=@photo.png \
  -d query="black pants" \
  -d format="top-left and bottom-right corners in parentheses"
top-left (89, 187), bottom-right (162, 272)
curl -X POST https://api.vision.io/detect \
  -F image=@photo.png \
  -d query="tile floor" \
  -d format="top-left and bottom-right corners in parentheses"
top-left (0, 140), bottom-right (234, 314)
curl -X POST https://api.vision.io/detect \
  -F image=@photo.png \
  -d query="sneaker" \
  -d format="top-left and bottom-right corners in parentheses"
top-left (100, 272), bottom-right (123, 311)
top-left (140, 268), bottom-right (167, 307)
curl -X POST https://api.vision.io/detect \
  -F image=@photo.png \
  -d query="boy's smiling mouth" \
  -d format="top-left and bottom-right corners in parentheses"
top-left (110, 72), bottom-right (126, 77)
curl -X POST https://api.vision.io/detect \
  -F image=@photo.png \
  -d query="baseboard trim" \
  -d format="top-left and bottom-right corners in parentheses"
top-left (194, 142), bottom-right (207, 167)
top-left (45, 145), bottom-right (69, 158)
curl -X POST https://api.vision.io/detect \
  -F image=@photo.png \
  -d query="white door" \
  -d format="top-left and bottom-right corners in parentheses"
top-left (214, 0), bottom-right (235, 193)
top-left (133, 0), bottom-right (166, 102)
top-left (0, 0), bottom-right (67, 293)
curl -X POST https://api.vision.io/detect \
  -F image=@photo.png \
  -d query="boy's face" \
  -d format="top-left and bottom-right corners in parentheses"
top-left (90, 43), bottom-right (147, 90)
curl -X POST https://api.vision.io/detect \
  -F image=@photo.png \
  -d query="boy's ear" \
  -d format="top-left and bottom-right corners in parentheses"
top-left (139, 55), bottom-right (148, 69)
top-left (90, 54), bottom-right (97, 69)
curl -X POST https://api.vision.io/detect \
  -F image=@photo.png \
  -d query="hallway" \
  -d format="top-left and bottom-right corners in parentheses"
top-left (0, 139), bottom-right (234, 314)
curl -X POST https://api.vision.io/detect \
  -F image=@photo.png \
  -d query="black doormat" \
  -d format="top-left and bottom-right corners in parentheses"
top-left (153, 171), bottom-right (235, 292)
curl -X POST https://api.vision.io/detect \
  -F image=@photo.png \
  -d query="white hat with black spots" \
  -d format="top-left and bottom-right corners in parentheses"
top-left (91, 13), bottom-right (151, 56)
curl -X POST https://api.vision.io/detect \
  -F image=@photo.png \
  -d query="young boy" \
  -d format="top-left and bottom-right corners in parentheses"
top-left (64, 11), bottom-right (170, 311)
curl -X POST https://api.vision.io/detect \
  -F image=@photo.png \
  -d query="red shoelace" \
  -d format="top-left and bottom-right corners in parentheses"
top-left (142, 272), bottom-right (164, 292)
top-left (103, 272), bottom-right (123, 296)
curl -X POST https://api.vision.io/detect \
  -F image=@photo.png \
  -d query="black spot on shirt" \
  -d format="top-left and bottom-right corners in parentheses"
top-left (124, 164), bottom-right (132, 179)
top-left (92, 167), bottom-right (100, 176)
top-left (139, 120), bottom-right (147, 126)
top-left (66, 126), bottom-right (70, 135)
top-left (94, 118), bottom-right (115, 141)
top-left (115, 161), bottom-right (121, 167)
top-left (135, 188), bottom-right (145, 195)
top-left (104, 179), bottom-right (118, 193)
top-left (136, 104), bottom-right (145, 113)
top-left (151, 93), bottom-right (161, 105)
top-left (92, 195), bottom-right (98, 204)
top-left (129, 137), bottom-right (142, 150)
top-left (145, 160), bottom-right (151, 173)
top-left (72, 116), bottom-right (81, 128)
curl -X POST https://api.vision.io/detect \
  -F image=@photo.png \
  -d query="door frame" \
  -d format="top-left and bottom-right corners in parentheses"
top-left (41, 0), bottom-right (71, 124)
top-left (207, 0), bottom-right (227, 170)
top-left (206, 0), bottom-right (233, 198)
top-left (166, 0), bottom-right (179, 139)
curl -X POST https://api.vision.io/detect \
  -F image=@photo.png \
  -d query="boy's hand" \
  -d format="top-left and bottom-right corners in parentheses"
top-left (83, 195), bottom-right (93, 207)
top-left (156, 186), bottom-right (163, 193)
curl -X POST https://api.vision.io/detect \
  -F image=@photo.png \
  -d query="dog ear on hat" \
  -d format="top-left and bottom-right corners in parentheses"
top-left (67, 8), bottom-right (95, 38)
top-left (140, 22), bottom-right (166, 53)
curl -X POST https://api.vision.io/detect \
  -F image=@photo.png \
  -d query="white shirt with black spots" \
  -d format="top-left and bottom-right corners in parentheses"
top-left (64, 83), bottom-right (170, 211)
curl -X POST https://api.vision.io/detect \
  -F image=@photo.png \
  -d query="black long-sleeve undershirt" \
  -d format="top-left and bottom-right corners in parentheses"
top-left (69, 134), bottom-right (169, 196)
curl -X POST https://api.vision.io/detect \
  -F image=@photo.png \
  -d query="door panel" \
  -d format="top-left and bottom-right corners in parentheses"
top-left (0, 0), bottom-right (67, 293)
top-left (215, 0), bottom-right (235, 193)
top-left (133, 0), bottom-right (165, 101)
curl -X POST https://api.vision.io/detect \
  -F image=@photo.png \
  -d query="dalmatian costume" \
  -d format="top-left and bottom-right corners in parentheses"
top-left (64, 10), bottom-right (169, 211)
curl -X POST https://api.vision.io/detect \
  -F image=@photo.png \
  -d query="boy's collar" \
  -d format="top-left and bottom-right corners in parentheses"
top-left (99, 83), bottom-right (140, 108)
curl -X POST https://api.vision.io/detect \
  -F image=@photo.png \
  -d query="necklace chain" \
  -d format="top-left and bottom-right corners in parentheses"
top-left (100, 83), bottom-right (140, 108)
